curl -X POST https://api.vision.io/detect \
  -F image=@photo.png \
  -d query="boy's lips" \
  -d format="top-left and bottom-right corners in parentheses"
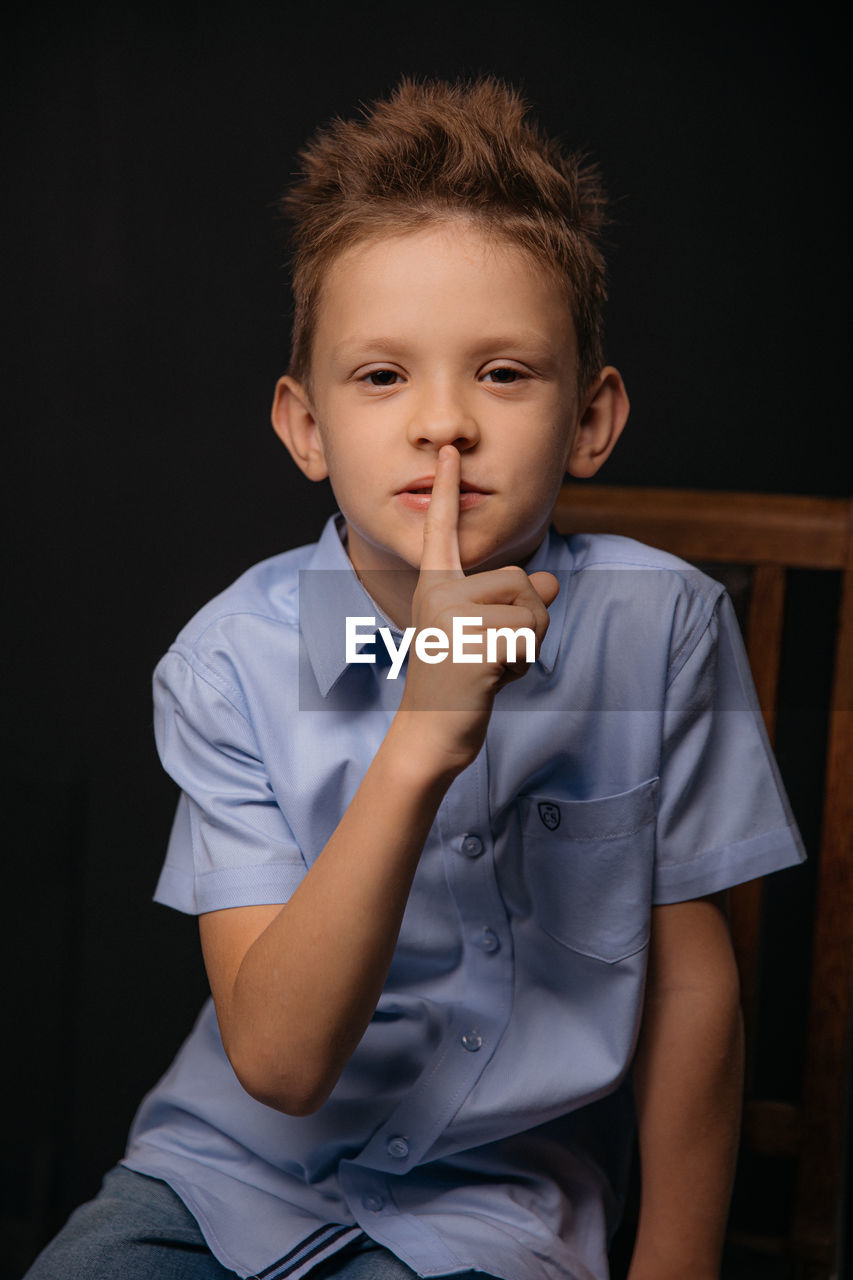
top-left (395, 476), bottom-right (491, 512)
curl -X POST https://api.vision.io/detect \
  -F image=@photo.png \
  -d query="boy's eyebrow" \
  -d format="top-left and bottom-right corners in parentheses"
top-left (332, 332), bottom-right (558, 362)
top-left (332, 337), bottom-right (405, 361)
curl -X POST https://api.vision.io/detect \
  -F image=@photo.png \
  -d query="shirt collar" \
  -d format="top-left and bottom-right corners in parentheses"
top-left (299, 515), bottom-right (378, 697)
top-left (299, 515), bottom-right (573, 696)
top-left (523, 525), bottom-right (573, 675)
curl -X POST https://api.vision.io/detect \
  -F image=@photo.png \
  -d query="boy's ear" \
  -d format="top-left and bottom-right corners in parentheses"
top-left (271, 376), bottom-right (329, 481)
top-left (566, 367), bottom-right (630, 479)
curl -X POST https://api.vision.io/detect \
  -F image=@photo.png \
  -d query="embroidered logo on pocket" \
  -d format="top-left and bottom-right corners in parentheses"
top-left (538, 801), bottom-right (561, 831)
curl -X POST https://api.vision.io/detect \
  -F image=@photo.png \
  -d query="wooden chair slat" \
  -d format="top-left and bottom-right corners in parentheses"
top-left (746, 564), bottom-right (786, 745)
top-left (791, 564), bottom-right (853, 1262)
top-left (554, 486), bottom-right (849, 568)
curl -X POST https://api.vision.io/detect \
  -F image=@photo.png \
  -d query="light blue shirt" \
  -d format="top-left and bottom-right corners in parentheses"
top-left (123, 516), bottom-right (804, 1280)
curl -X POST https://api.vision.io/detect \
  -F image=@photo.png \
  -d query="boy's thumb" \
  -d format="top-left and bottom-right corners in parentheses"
top-left (529, 571), bottom-right (560, 608)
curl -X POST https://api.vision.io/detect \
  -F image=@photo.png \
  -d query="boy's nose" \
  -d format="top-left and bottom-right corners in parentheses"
top-left (406, 392), bottom-right (480, 452)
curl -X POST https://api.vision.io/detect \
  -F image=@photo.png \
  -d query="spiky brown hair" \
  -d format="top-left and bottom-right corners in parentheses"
top-left (281, 77), bottom-right (608, 393)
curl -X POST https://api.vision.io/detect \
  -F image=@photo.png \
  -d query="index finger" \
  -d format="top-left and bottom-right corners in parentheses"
top-left (420, 445), bottom-right (463, 576)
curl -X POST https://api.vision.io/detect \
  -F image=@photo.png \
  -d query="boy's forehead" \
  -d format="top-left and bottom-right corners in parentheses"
top-left (324, 220), bottom-right (554, 290)
top-left (316, 222), bottom-right (577, 360)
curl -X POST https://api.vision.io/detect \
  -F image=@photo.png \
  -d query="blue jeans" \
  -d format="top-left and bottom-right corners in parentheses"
top-left (23, 1166), bottom-right (499, 1279)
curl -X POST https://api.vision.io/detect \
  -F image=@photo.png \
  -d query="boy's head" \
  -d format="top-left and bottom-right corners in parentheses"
top-left (281, 77), bottom-right (608, 398)
top-left (272, 78), bottom-right (628, 601)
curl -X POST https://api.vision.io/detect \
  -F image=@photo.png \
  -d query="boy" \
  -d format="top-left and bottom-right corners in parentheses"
top-left (26, 78), bottom-right (804, 1280)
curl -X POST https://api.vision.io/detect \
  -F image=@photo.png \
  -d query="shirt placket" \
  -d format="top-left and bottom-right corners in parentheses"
top-left (340, 747), bottom-right (514, 1202)
top-left (338, 747), bottom-right (512, 1172)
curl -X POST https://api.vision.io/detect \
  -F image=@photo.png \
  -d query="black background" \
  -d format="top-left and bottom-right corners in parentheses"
top-left (3, 1), bottom-right (848, 1274)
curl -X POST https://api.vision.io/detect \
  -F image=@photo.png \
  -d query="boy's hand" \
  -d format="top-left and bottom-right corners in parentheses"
top-left (397, 444), bottom-right (559, 777)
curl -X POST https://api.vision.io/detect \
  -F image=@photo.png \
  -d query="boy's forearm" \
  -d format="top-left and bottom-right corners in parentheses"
top-left (216, 713), bottom-right (458, 1115)
top-left (627, 900), bottom-right (744, 1279)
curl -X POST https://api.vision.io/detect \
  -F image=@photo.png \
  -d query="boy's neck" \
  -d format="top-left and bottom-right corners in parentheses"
top-left (351, 564), bottom-right (419, 631)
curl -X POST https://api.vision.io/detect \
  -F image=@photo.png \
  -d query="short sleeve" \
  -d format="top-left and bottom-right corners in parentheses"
top-left (654, 591), bottom-right (806, 902)
top-left (152, 649), bottom-right (308, 914)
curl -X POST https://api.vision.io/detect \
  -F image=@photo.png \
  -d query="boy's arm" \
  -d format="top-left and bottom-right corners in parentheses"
top-left (199, 446), bottom-right (558, 1116)
top-left (199, 721), bottom-right (458, 1115)
top-left (627, 894), bottom-right (744, 1280)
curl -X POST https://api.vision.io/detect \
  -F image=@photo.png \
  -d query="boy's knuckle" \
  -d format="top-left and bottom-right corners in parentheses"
top-left (416, 579), bottom-right (447, 613)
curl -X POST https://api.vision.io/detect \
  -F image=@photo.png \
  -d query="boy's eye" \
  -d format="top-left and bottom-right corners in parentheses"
top-left (483, 366), bottom-right (525, 384)
top-left (361, 369), bottom-right (401, 387)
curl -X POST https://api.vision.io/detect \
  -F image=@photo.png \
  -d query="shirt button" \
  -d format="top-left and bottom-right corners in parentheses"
top-left (460, 834), bottom-right (484, 858)
top-left (386, 1136), bottom-right (410, 1159)
top-left (475, 927), bottom-right (500, 954)
top-left (362, 1193), bottom-right (385, 1212)
top-left (460, 1030), bottom-right (483, 1052)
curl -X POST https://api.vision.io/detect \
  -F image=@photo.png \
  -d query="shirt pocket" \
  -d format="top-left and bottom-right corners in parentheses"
top-left (519, 777), bottom-right (659, 964)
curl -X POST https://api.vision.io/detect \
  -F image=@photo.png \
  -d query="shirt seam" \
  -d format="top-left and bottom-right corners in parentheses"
top-left (161, 860), bottom-right (305, 884)
top-left (665, 590), bottom-right (724, 689)
top-left (570, 555), bottom-right (725, 689)
top-left (378, 1187), bottom-right (468, 1274)
top-left (187, 609), bottom-right (301, 644)
top-left (656, 820), bottom-right (799, 871)
top-left (166, 646), bottom-right (253, 723)
top-left (524, 823), bottom-right (655, 842)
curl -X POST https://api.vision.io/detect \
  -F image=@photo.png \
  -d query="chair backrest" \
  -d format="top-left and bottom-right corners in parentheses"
top-left (552, 484), bottom-right (853, 1276)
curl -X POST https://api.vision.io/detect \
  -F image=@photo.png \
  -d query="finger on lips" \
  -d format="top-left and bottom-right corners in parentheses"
top-left (420, 445), bottom-right (463, 576)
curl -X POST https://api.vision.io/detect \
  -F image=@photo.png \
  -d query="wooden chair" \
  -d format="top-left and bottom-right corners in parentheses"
top-left (552, 485), bottom-right (853, 1278)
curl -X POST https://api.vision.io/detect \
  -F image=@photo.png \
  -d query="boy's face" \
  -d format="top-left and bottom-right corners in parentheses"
top-left (274, 221), bottom-right (624, 584)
